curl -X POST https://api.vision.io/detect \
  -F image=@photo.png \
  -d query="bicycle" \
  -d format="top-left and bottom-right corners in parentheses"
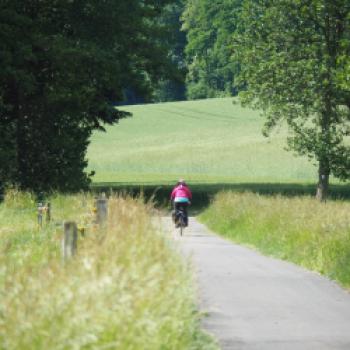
top-left (175, 207), bottom-right (187, 236)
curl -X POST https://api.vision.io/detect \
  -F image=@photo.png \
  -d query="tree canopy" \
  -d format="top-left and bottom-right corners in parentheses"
top-left (182, 0), bottom-right (242, 99)
top-left (2, 0), bottom-right (350, 197)
top-left (0, 0), bottom-right (174, 193)
top-left (153, 0), bottom-right (187, 102)
top-left (235, 0), bottom-right (350, 199)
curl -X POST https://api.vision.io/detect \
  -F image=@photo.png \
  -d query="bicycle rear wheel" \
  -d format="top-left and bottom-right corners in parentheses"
top-left (179, 215), bottom-right (185, 236)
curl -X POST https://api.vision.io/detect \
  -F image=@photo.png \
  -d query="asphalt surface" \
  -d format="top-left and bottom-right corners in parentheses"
top-left (161, 216), bottom-right (350, 350)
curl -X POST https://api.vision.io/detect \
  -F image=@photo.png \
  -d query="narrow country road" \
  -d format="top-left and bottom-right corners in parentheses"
top-left (160, 216), bottom-right (350, 350)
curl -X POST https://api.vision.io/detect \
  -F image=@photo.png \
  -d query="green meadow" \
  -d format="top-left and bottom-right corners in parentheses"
top-left (87, 97), bottom-right (350, 290)
top-left (88, 98), bottom-right (317, 185)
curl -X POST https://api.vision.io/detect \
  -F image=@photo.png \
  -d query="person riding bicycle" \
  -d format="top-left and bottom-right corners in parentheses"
top-left (170, 179), bottom-right (192, 227)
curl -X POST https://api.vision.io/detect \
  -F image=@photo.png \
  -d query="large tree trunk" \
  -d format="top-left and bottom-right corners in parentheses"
top-left (316, 161), bottom-right (330, 202)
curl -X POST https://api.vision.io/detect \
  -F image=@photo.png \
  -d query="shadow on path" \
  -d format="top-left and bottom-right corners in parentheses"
top-left (92, 182), bottom-right (350, 213)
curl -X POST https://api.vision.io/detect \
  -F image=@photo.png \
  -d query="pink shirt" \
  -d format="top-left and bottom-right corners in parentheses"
top-left (170, 184), bottom-right (192, 201)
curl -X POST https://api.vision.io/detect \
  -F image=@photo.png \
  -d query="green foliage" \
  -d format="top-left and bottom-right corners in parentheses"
top-left (235, 0), bottom-right (350, 197)
top-left (153, 1), bottom-right (187, 102)
top-left (0, 0), bottom-right (174, 193)
top-left (201, 192), bottom-right (350, 288)
top-left (182, 0), bottom-right (242, 99)
top-left (0, 191), bottom-right (218, 349)
top-left (337, 10), bottom-right (350, 90)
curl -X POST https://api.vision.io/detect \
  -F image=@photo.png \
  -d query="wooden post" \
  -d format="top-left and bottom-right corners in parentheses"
top-left (46, 202), bottom-right (51, 223)
top-left (96, 197), bottom-right (108, 227)
top-left (62, 221), bottom-right (78, 260)
top-left (78, 226), bottom-right (85, 237)
top-left (37, 203), bottom-right (43, 228)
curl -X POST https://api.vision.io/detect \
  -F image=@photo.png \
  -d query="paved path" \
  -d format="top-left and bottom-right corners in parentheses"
top-left (161, 216), bottom-right (350, 350)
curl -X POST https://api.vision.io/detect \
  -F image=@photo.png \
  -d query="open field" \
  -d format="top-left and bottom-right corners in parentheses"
top-left (200, 191), bottom-right (350, 289)
top-left (87, 98), bottom-right (318, 184)
top-left (0, 190), bottom-right (217, 349)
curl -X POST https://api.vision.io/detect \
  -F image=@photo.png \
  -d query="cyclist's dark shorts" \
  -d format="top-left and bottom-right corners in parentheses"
top-left (174, 202), bottom-right (189, 225)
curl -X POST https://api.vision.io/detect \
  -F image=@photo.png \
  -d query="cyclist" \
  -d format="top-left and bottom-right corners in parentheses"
top-left (170, 179), bottom-right (192, 227)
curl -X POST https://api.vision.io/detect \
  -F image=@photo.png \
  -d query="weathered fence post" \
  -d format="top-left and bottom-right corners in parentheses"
top-left (95, 195), bottom-right (108, 227)
top-left (37, 203), bottom-right (44, 228)
top-left (46, 202), bottom-right (51, 223)
top-left (62, 221), bottom-right (78, 260)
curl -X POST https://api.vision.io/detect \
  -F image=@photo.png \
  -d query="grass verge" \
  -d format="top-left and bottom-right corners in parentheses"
top-left (200, 191), bottom-right (350, 289)
top-left (0, 190), bottom-right (218, 349)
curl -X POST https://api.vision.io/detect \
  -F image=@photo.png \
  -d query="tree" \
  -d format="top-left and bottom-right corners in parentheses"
top-left (153, 0), bottom-right (187, 102)
top-left (182, 0), bottom-right (242, 99)
top-left (0, 0), bottom-right (173, 193)
top-left (235, 0), bottom-right (350, 200)
top-left (337, 9), bottom-right (350, 92)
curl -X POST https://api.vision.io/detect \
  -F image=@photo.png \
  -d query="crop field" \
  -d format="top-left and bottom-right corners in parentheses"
top-left (87, 98), bottom-right (317, 185)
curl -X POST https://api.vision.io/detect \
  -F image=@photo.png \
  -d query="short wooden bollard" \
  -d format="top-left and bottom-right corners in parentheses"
top-left (46, 202), bottom-right (51, 223)
top-left (37, 203), bottom-right (44, 228)
top-left (96, 198), bottom-right (108, 227)
top-left (62, 221), bottom-right (78, 260)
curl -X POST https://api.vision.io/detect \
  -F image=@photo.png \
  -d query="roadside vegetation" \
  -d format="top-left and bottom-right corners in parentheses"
top-left (0, 190), bottom-right (217, 350)
top-left (200, 192), bottom-right (350, 289)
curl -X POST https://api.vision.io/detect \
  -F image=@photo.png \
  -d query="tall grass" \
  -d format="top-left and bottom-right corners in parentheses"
top-left (0, 190), bottom-right (217, 349)
top-left (200, 192), bottom-right (350, 288)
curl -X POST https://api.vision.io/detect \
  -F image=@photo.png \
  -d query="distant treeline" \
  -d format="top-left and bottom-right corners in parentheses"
top-left (154, 0), bottom-right (243, 102)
